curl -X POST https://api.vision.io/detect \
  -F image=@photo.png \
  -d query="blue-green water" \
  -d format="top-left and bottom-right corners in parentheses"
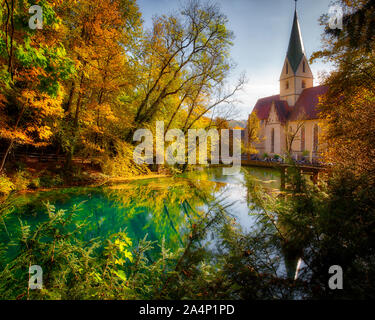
top-left (1, 167), bottom-right (287, 272)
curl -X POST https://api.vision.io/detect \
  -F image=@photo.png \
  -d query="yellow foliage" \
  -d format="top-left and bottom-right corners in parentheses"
top-left (100, 141), bottom-right (151, 178)
top-left (0, 175), bottom-right (15, 197)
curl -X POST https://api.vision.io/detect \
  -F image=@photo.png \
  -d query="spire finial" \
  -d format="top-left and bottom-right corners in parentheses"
top-left (295, 0), bottom-right (297, 11)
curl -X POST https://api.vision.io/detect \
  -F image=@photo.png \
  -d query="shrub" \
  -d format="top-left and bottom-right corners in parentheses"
top-left (13, 170), bottom-right (30, 191)
top-left (101, 141), bottom-right (150, 177)
top-left (302, 150), bottom-right (310, 158)
top-left (14, 161), bottom-right (25, 171)
top-left (39, 174), bottom-right (64, 188)
top-left (28, 178), bottom-right (40, 190)
top-left (0, 175), bottom-right (15, 197)
top-left (0, 202), bottom-right (172, 299)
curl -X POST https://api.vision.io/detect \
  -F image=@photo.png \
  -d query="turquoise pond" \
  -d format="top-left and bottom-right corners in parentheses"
top-left (1, 166), bottom-right (298, 277)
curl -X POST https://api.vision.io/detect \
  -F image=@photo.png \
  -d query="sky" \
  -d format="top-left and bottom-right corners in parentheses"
top-left (137, 0), bottom-right (334, 120)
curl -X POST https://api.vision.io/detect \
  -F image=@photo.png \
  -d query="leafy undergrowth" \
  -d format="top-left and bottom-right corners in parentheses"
top-left (1, 165), bottom-right (374, 300)
top-left (0, 198), bottom-right (299, 300)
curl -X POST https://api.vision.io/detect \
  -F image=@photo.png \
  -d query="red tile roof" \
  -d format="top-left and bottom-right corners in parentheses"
top-left (274, 100), bottom-right (292, 123)
top-left (251, 94), bottom-right (280, 120)
top-left (251, 85), bottom-right (328, 122)
top-left (289, 85), bottom-right (329, 121)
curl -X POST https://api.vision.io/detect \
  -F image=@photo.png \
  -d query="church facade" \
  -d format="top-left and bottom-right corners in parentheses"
top-left (247, 9), bottom-right (328, 162)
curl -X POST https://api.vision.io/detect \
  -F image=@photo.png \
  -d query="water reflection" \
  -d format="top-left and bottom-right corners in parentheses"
top-left (1, 166), bottom-right (298, 277)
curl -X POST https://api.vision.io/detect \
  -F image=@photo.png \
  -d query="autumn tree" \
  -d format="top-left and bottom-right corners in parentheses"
top-left (58, 0), bottom-right (142, 170)
top-left (284, 118), bottom-right (306, 157)
top-left (0, 0), bottom-right (74, 172)
top-left (311, 0), bottom-right (375, 182)
top-left (245, 111), bottom-right (261, 155)
top-left (0, 0), bottom-right (244, 177)
top-left (126, 0), bottom-right (244, 142)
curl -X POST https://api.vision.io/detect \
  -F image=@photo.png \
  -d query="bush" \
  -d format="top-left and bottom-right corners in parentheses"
top-left (39, 174), bottom-right (64, 188)
top-left (28, 178), bottom-right (40, 190)
top-left (302, 150), bottom-right (310, 158)
top-left (101, 141), bottom-right (150, 177)
top-left (13, 170), bottom-right (30, 191)
top-left (0, 175), bottom-right (15, 197)
top-left (0, 202), bottom-right (174, 299)
top-left (14, 161), bottom-right (25, 171)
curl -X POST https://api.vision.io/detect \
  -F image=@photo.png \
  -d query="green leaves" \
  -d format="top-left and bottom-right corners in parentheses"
top-left (14, 40), bottom-right (74, 96)
top-left (113, 270), bottom-right (127, 281)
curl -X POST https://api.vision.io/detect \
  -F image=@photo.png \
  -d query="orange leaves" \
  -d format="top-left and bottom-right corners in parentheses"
top-left (83, 103), bottom-right (118, 125)
top-left (99, 104), bottom-right (118, 123)
top-left (15, 67), bottom-right (46, 85)
top-left (319, 86), bottom-right (375, 176)
top-left (58, 0), bottom-right (142, 158)
top-left (0, 127), bottom-right (33, 145)
top-left (0, 86), bottom-right (64, 147)
top-left (24, 124), bottom-right (53, 141)
top-left (81, 138), bottom-right (105, 154)
top-left (20, 89), bottom-right (64, 118)
top-left (38, 126), bottom-right (54, 140)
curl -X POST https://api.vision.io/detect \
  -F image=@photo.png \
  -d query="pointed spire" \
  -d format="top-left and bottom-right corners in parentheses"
top-left (286, 6), bottom-right (305, 73)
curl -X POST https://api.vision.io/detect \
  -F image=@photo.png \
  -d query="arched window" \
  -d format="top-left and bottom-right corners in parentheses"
top-left (302, 80), bottom-right (306, 88)
top-left (286, 62), bottom-right (289, 74)
top-left (300, 126), bottom-right (305, 151)
top-left (313, 124), bottom-right (319, 152)
top-left (303, 61), bottom-right (306, 73)
top-left (285, 81), bottom-right (289, 90)
top-left (271, 128), bottom-right (275, 153)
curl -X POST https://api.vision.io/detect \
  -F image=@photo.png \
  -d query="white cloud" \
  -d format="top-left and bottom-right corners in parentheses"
top-left (231, 73), bottom-right (279, 120)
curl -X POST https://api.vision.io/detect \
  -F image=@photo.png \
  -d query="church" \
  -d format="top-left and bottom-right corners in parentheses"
top-left (247, 7), bottom-right (328, 163)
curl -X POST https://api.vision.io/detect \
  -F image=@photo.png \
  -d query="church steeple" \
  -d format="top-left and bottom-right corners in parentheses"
top-left (279, 2), bottom-right (313, 106)
top-left (286, 9), bottom-right (305, 74)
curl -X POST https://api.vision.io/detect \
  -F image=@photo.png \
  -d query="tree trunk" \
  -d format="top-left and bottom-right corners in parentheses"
top-left (65, 81), bottom-right (76, 113)
top-left (64, 150), bottom-right (73, 174)
top-left (64, 74), bottom-right (84, 173)
top-left (0, 105), bottom-right (25, 173)
top-left (0, 140), bottom-right (14, 173)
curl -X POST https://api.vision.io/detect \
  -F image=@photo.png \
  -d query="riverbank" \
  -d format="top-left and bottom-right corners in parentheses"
top-left (0, 157), bottom-right (171, 201)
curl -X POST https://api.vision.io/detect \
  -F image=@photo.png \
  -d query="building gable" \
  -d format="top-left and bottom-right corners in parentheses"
top-left (267, 103), bottom-right (280, 124)
top-left (251, 94), bottom-right (280, 120)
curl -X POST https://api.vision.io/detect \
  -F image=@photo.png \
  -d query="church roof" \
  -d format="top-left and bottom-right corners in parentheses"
top-left (288, 85), bottom-right (328, 120)
top-left (286, 10), bottom-right (305, 73)
top-left (252, 94), bottom-right (280, 120)
top-left (273, 100), bottom-right (292, 123)
top-left (251, 85), bottom-right (328, 122)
